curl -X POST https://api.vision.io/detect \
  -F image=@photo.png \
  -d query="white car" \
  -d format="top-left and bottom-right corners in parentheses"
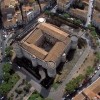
top-left (94, 70), bottom-right (97, 74)
top-left (1, 80), bottom-right (4, 83)
top-left (0, 96), bottom-right (4, 100)
top-left (9, 61), bottom-right (12, 64)
top-left (97, 66), bottom-right (100, 70)
top-left (18, 66), bottom-right (21, 69)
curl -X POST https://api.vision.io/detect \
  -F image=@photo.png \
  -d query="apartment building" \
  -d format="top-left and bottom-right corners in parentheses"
top-left (2, 11), bottom-right (22, 29)
top-left (1, 0), bottom-right (47, 29)
top-left (73, 78), bottom-right (100, 100)
top-left (92, 5), bottom-right (100, 30)
top-left (22, 5), bottom-right (40, 24)
top-left (95, 0), bottom-right (100, 11)
top-left (57, 0), bottom-right (69, 12)
top-left (0, 0), bottom-right (22, 29)
top-left (92, 0), bottom-right (100, 30)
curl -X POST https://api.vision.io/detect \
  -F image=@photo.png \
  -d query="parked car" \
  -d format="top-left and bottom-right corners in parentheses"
top-left (0, 96), bottom-right (4, 100)
top-left (97, 66), bottom-right (100, 70)
top-left (94, 70), bottom-right (97, 74)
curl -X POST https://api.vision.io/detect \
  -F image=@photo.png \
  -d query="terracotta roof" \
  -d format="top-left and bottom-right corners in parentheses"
top-left (4, 0), bottom-right (18, 7)
top-left (44, 40), bottom-right (70, 62)
top-left (20, 23), bottom-right (70, 68)
top-left (93, 11), bottom-right (100, 23)
top-left (39, 23), bottom-right (69, 42)
top-left (3, 11), bottom-right (22, 28)
top-left (73, 78), bottom-right (100, 100)
top-left (22, 6), bottom-right (33, 12)
top-left (83, 88), bottom-right (100, 100)
top-left (73, 93), bottom-right (85, 100)
top-left (21, 42), bottom-right (48, 60)
top-left (26, 29), bottom-right (43, 44)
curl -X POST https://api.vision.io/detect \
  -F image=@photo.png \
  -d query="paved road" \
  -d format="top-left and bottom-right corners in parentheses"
top-left (91, 68), bottom-right (100, 82)
top-left (0, 29), bottom-right (6, 82)
top-left (85, 0), bottom-right (94, 27)
top-left (0, 29), bottom-right (11, 83)
top-left (11, 13), bottom-right (39, 41)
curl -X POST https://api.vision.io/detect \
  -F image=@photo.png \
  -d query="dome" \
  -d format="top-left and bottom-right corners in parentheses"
top-left (38, 18), bottom-right (46, 23)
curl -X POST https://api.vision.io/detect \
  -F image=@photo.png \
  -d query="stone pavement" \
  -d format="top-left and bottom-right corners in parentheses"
top-left (23, 87), bottom-right (35, 100)
top-left (48, 44), bottom-right (91, 100)
top-left (7, 72), bottom-right (26, 98)
top-left (12, 66), bottom-right (49, 98)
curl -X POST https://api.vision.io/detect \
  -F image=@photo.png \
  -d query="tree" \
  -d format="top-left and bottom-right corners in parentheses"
top-left (91, 31), bottom-right (97, 38)
top-left (2, 63), bottom-right (12, 73)
top-left (45, 10), bottom-right (51, 17)
top-left (45, 98), bottom-right (53, 100)
top-left (63, 13), bottom-right (70, 18)
top-left (0, 82), bottom-right (12, 95)
top-left (24, 83), bottom-right (32, 92)
top-left (87, 24), bottom-right (95, 31)
top-left (85, 66), bottom-right (95, 77)
top-left (75, 74), bottom-right (84, 84)
top-left (65, 80), bottom-right (76, 93)
top-left (15, 89), bottom-right (23, 94)
top-left (3, 72), bottom-right (11, 81)
top-left (78, 38), bottom-right (87, 49)
top-left (5, 46), bottom-right (13, 57)
top-left (72, 0), bottom-right (85, 9)
top-left (95, 52), bottom-right (100, 61)
top-left (78, 2), bottom-right (85, 9)
top-left (74, 19), bottom-right (82, 25)
top-left (28, 92), bottom-right (43, 100)
top-left (65, 74), bottom-right (84, 93)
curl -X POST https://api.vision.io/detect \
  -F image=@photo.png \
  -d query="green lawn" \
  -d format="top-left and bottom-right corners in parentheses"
top-left (28, 91), bottom-right (43, 100)
top-left (28, 91), bottom-right (53, 100)
top-left (9, 73), bottom-right (20, 86)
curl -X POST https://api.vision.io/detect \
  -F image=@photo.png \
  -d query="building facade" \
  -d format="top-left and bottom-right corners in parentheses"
top-left (14, 23), bottom-right (77, 78)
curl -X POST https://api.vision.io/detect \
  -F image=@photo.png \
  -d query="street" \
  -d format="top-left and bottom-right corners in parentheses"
top-left (85, 0), bottom-right (94, 27)
top-left (92, 68), bottom-right (100, 82)
top-left (0, 29), bottom-right (6, 82)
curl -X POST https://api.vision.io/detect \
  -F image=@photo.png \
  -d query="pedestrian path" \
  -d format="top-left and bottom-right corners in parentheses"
top-left (48, 44), bottom-right (91, 100)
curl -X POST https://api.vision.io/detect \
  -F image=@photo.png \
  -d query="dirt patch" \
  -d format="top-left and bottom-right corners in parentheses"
top-left (74, 49), bottom-right (96, 77)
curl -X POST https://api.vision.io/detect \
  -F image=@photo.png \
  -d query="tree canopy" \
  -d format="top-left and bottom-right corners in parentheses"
top-left (5, 46), bottom-right (13, 57)
top-left (62, 13), bottom-right (70, 18)
top-left (74, 19), bottom-right (82, 25)
top-left (85, 66), bottom-right (95, 77)
top-left (65, 74), bottom-right (84, 93)
top-left (2, 63), bottom-right (12, 73)
top-left (3, 72), bottom-right (11, 81)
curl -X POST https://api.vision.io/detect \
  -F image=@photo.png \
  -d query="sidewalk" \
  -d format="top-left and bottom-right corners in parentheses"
top-left (12, 66), bottom-right (49, 98)
top-left (48, 44), bottom-right (91, 100)
top-left (7, 73), bottom-right (24, 98)
top-left (23, 87), bottom-right (35, 100)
